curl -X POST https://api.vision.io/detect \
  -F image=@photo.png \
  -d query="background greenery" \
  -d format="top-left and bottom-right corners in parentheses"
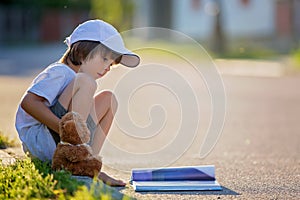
top-left (0, 131), bottom-right (16, 149)
top-left (0, 0), bottom-right (135, 31)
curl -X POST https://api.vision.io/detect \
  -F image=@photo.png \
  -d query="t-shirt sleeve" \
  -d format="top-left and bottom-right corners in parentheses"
top-left (28, 66), bottom-right (71, 106)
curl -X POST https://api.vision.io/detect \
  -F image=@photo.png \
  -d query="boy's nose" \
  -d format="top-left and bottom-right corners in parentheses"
top-left (103, 65), bottom-right (110, 71)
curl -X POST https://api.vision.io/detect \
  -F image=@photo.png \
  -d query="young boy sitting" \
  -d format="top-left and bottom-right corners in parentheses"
top-left (15, 19), bottom-right (140, 186)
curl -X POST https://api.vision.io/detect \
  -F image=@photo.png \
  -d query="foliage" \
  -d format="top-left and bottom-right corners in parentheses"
top-left (0, 131), bottom-right (16, 149)
top-left (32, 159), bottom-right (84, 196)
top-left (0, 157), bottom-right (133, 199)
top-left (216, 47), bottom-right (277, 60)
top-left (90, 0), bottom-right (135, 31)
top-left (0, 158), bottom-right (56, 199)
top-left (0, 0), bottom-right (91, 10)
top-left (291, 48), bottom-right (300, 69)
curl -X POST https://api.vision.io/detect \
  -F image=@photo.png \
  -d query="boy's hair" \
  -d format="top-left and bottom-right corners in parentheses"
top-left (60, 40), bottom-right (122, 66)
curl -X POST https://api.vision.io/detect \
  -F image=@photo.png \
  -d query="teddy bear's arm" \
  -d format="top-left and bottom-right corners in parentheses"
top-left (58, 144), bottom-right (92, 162)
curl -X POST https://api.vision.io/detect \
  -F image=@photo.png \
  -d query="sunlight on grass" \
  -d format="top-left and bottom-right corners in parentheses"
top-left (0, 157), bottom-right (134, 199)
top-left (291, 48), bottom-right (300, 69)
top-left (125, 37), bottom-right (209, 60)
top-left (0, 131), bottom-right (17, 149)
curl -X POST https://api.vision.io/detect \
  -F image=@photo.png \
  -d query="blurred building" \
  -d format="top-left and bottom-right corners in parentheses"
top-left (133, 0), bottom-right (300, 53)
top-left (0, 0), bottom-right (299, 53)
top-left (0, 1), bottom-right (90, 44)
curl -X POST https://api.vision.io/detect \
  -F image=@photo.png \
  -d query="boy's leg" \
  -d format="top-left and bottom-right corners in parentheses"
top-left (58, 74), bottom-right (116, 154)
top-left (90, 90), bottom-right (118, 155)
top-left (92, 90), bottom-right (126, 186)
top-left (58, 74), bottom-right (125, 186)
top-left (58, 73), bottom-right (97, 121)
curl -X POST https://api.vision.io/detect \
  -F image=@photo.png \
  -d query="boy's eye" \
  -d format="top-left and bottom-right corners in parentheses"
top-left (110, 61), bottom-right (116, 66)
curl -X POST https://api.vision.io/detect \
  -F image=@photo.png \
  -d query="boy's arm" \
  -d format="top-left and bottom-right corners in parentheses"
top-left (21, 92), bottom-right (60, 134)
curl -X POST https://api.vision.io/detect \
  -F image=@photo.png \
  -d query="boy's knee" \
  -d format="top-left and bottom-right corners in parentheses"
top-left (109, 92), bottom-right (118, 110)
top-left (75, 73), bottom-right (97, 92)
top-left (96, 91), bottom-right (118, 110)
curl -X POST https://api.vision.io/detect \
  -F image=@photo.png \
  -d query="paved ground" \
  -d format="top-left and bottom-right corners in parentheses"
top-left (114, 74), bottom-right (300, 200)
top-left (0, 44), bottom-right (299, 199)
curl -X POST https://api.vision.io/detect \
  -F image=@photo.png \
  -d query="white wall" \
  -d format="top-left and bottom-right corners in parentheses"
top-left (172, 0), bottom-right (214, 40)
top-left (133, 0), bottom-right (276, 40)
top-left (222, 0), bottom-right (275, 38)
top-left (171, 0), bottom-right (275, 39)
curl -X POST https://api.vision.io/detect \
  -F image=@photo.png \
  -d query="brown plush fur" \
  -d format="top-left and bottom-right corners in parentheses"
top-left (52, 112), bottom-right (102, 178)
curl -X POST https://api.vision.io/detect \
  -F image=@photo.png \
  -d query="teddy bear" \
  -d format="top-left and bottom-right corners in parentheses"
top-left (52, 111), bottom-right (102, 178)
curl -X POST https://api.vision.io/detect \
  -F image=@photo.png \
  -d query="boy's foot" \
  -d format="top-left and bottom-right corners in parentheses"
top-left (98, 172), bottom-right (126, 187)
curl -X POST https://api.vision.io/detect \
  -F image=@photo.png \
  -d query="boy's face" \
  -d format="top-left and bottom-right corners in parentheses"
top-left (79, 53), bottom-right (116, 79)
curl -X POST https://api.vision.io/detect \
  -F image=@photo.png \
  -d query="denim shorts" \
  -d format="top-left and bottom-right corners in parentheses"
top-left (49, 101), bottom-right (96, 145)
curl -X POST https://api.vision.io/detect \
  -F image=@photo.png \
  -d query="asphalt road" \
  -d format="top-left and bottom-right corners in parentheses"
top-left (111, 74), bottom-right (300, 199)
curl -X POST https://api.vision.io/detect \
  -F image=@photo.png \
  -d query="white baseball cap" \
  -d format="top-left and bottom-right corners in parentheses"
top-left (65, 19), bottom-right (140, 68)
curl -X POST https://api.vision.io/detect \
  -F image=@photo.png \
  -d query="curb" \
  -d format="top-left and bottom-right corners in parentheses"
top-left (0, 150), bottom-right (16, 165)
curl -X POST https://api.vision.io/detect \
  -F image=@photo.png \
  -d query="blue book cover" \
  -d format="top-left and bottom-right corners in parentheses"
top-left (131, 165), bottom-right (216, 181)
top-left (131, 165), bottom-right (222, 192)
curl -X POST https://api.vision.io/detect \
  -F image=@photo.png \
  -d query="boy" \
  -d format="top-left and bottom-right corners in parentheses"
top-left (15, 19), bottom-right (140, 186)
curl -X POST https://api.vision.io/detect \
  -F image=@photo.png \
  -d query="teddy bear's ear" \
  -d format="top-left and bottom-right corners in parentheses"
top-left (61, 112), bottom-right (75, 121)
top-left (59, 112), bottom-right (91, 144)
top-left (59, 112), bottom-right (75, 135)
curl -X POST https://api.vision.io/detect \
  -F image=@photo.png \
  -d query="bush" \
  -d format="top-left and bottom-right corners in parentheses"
top-left (0, 158), bottom-right (56, 199)
top-left (217, 47), bottom-right (277, 60)
top-left (0, 131), bottom-right (16, 149)
top-left (0, 158), bottom-right (133, 199)
top-left (292, 48), bottom-right (300, 69)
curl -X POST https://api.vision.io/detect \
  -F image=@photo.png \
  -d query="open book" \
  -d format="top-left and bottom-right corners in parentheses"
top-left (131, 165), bottom-right (222, 192)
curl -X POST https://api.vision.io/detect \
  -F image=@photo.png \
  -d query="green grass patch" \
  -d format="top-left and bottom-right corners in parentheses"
top-left (125, 38), bottom-right (211, 60)
top-left (216, 47), bottom-right (278, 60)
top-left (0, 158), bottom-right (133, 199)
top-left (0, 131), bottom-right (17, 149)
top-left (291, 48), bottom-right (300, 69)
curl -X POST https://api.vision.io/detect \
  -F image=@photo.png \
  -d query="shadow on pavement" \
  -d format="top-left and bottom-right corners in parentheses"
top-left (136, 186), bottom-right (240, 196)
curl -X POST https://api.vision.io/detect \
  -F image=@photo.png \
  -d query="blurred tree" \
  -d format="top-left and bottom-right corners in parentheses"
top-left (212, 0), bottom-right (225, 55)
top-left (0, 0), bottom-right (90, 10)
top-left (90, 0), bottom-right (135, 31)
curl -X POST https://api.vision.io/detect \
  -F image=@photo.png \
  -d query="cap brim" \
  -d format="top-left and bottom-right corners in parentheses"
top-left (101, 38), bottom-right (140, 68)
top-left (120, 54), bottom-right (140, 68)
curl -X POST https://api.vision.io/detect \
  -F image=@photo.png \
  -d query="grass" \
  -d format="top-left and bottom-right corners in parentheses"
top-left (216, 47), bottom-right (278, 60)
top-left (291, 48), bottom-right (300, 69)
top-left (126, 37), bottom-right (280, 60)
top-left (0, 157), bottom-right (133, 199)
top-left (0, 131), bottom-right (17, 149)
top-left (0, 131), bottom-right (133, 199)
top-left (0, 158), bottom-right (56, 199)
